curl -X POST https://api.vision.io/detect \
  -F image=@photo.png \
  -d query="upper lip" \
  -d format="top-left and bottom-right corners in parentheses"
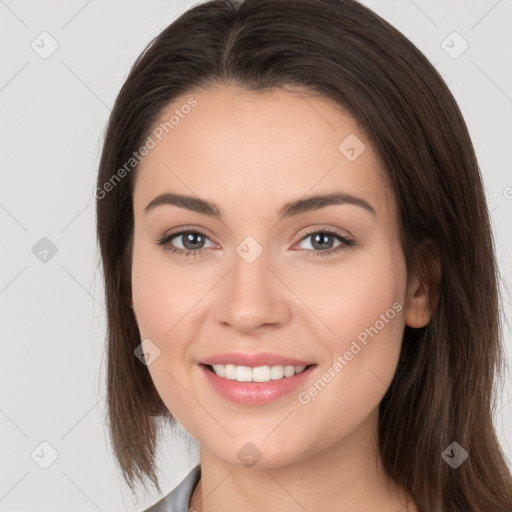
top-left (200, 352), bottom-right (315, 368)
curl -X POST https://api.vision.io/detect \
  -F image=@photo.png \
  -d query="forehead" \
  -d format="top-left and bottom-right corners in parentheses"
top-left (133, 86), bottom-right (394, 222)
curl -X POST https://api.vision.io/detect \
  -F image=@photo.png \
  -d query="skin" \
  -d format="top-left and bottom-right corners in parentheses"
top-left (131, 86), bottom-right (433, 512)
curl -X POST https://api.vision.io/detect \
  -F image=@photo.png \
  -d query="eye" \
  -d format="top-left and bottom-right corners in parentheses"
top-left (294, 228), bottom-right (355, 257)
top-left (156, 229), bottom-right (215, 258)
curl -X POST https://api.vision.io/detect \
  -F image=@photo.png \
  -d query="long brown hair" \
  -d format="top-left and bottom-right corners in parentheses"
top-left (95, 0), bottom-right (512, 509)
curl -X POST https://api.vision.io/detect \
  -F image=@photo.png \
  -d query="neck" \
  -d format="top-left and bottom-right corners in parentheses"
top-left (188, 409), bottom-right (417, 512)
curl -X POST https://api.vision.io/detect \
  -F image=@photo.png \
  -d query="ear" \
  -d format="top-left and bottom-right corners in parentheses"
top-left (404, 240), bottom-right (441, 329)
top-left (404, 273), bottom-right (431, 328)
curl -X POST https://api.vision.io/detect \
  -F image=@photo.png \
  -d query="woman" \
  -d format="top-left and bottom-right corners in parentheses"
top-left (95, 0), bottom-right (512, 510)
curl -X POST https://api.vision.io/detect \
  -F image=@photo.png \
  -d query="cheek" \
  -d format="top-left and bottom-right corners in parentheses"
top-left (131, 237), bottom-right (210, 338)
top-left (288, 241), bottom-right (406, 345)
top-left (131, 239), bottom-right (215, 416)
top-left (339, 251), bottom-right (405, 369)
top-left (291, 242), bottom-right (407, 410)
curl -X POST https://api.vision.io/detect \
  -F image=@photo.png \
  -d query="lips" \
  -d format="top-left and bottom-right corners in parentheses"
top-left (200, 351), bottom-right (315, 367)
top-left (199, 362), bottom-right (318, 405)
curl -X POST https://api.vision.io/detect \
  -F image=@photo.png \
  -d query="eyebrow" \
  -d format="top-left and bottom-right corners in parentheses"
top-left (144, 191), bottom-right (376, 219)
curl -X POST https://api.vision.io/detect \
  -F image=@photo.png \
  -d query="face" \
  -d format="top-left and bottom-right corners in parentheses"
top-left (131, 86), bottom-right (413, 468)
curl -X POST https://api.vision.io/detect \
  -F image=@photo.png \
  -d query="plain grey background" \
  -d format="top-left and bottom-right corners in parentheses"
top-left (1, 1), bottom-right (511, 510)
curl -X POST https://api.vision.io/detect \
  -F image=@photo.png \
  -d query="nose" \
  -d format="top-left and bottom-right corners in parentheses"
top-left (214, 247), bottom-right (290, 334)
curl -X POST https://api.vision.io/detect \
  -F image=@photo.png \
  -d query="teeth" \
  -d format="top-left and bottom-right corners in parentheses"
top-left (211, 364), bottom-right (307, 382)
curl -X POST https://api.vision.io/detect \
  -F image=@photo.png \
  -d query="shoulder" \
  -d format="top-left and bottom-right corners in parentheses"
top-left (143, 465), bottom-right (201, 512)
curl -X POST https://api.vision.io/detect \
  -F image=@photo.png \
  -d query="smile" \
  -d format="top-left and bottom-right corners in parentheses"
top-left (199, 363), bottom-right (318, 405)
top-left (207, 363), bottom-right (308, 382)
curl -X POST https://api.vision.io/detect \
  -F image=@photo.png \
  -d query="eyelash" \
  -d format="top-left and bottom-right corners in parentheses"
top-left (156, 227), bottom-right (355, 259)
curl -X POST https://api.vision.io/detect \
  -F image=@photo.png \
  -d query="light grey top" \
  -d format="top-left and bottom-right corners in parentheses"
top-left (143, 465), bottom-right (201, 512)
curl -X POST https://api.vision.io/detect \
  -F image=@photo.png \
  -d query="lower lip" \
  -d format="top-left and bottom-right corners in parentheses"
top-left (199, 364), bottom-right (317, 405)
